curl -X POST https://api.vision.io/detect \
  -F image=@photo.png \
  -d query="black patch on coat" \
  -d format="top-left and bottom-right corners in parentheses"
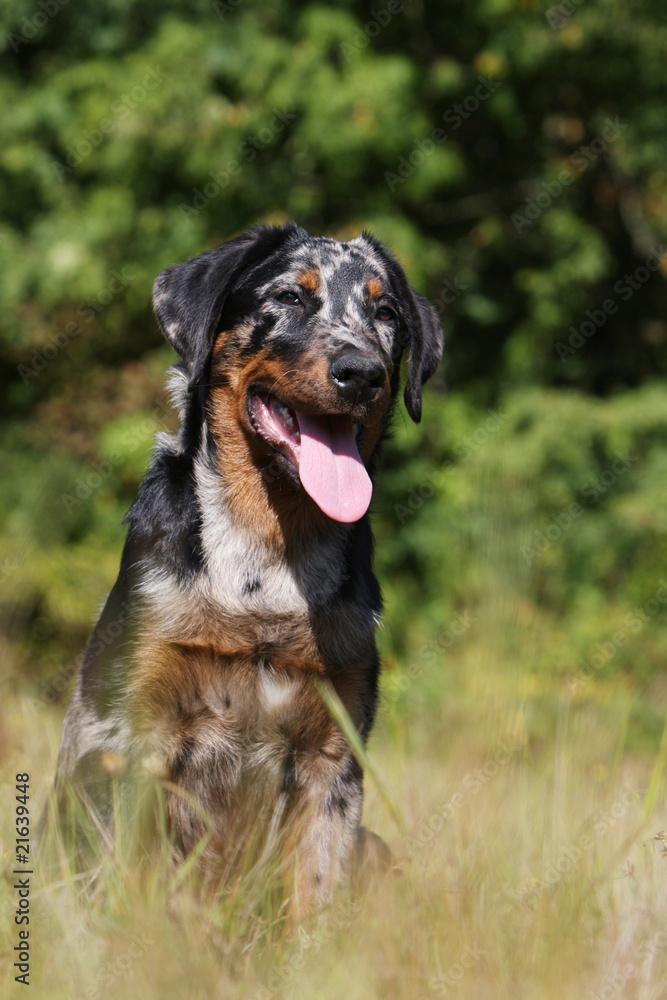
top-left (325, 754), bottom-right (363, 817)
top-left (124, 447), bottom-right (204, 583)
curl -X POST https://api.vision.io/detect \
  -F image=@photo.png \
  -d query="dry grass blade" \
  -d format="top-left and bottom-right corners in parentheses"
top-left (312, 675), bottom-right (406, 837)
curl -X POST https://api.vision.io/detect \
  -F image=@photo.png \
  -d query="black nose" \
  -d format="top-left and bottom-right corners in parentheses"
top-left (330, 350), bottom-right (386, 403)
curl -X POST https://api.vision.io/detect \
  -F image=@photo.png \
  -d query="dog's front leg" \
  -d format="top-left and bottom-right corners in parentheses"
top-left (285, 752), bottom-right (364, 915)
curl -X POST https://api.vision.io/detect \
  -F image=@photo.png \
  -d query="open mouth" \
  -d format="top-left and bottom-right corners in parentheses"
top-left (248, 389), bottom-right (373, 523)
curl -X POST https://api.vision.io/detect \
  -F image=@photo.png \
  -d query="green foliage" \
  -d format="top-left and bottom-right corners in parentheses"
top-left (376, 383), bottom-right (667, 688)
top-left (1, 10), bottom-right (667, 989)
top-left (0, 0), bottom-right (666, 717)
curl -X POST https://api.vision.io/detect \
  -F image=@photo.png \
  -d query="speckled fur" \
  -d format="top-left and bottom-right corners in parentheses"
top-left (55, 223), bottom-right (443, 911)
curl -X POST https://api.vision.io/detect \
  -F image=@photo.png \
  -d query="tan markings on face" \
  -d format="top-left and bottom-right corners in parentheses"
top-left (208, 323), bottom-right (256, 390)
top-left (297, 269), bottom-right (320, 294)
top-left (247, 353), bottom-right (336, 413)
top-left (238, 350), bottom-right (331, 402)
top-left (367, 278), bottom-right (382, 300)
top-left (207, 329), bottom-right (392, 541)
top-left (358, 418), bottom-right (384, 463)
top-left (206, 384), bottom-right (266, 512)
top-left (207, 339), bottom-right (326, 543)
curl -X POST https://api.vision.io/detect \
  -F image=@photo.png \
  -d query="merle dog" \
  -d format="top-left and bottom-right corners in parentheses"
top-left (55, 223), bottom-right (443, 911)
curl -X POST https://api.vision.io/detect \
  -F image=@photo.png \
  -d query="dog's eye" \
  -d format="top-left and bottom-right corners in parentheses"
top-left (276, 291), bottom-right (302, 306)
top-left (376, 306), bottom-right (395, 322)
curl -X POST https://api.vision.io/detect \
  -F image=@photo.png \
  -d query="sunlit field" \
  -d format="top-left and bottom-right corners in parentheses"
top-left (2, 450), bottom-right (666, 1000)
top-left (4, 0), bottom-right (667, 996)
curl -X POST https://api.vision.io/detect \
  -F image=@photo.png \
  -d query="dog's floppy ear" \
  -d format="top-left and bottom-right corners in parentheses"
top-left (152, 225), bottom-right (297, 381)
top-left (403, 289), bottom-right (444, 423)
top-left (357, 231), bottom-right (443, 423)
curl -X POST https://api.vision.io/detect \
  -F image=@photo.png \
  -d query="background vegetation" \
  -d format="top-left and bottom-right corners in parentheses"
top-left (1, 0), bottom-right (667, 997)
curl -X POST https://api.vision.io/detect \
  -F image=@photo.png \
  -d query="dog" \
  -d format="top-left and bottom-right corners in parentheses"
top-left (54, 222), bottom-right (443, 911)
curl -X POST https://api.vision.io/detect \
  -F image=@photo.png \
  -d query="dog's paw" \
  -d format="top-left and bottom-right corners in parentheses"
top-left (351, 825), bottom-right (393, 894)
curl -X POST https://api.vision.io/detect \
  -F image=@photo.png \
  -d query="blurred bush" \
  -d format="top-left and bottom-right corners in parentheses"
top-left (376, 382), bottom-right (667, 689)
top-left (0, 0), bottom-right (666, 700)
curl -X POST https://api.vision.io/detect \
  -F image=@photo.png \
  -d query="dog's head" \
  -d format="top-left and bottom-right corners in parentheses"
top-left (153, 224), bottom-right (442, 524)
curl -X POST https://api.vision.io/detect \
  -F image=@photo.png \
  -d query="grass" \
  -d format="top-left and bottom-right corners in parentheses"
top-left (2, 615), bottom-right (667, 1000)
top-left (2, 421), bottom-right (666, 1000)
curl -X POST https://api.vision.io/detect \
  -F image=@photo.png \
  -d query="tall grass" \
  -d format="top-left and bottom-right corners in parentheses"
top-left (2, 388), bottom-right (666, 999)
top-left (2, 620), bottom-right (666, 998)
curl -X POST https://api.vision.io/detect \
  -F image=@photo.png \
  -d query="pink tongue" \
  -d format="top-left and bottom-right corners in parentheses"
top-left (296, 412), bottom-right (372, 522)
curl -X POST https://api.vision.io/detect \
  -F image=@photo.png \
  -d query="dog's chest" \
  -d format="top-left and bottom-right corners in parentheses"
top-left (133, 645), bottom-right (347, 809)
top-left (130, 498), bottom-right (370, 806)
top-left (194, 463), bottom-right (349, 616)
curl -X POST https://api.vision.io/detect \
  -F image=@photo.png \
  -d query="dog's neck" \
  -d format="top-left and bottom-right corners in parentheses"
top-left (192, 446), bottom-right (354, 614)
top-left (125, 445), bottom-right (373, 668)
top-left (125, 374), bottom-right (376, 650)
